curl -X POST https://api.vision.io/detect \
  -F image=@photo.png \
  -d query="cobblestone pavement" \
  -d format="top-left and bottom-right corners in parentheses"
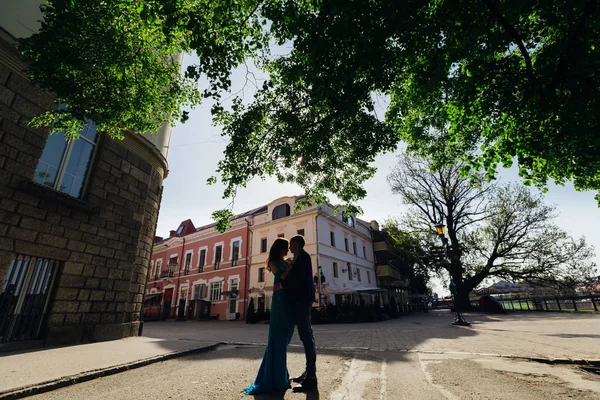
top-left (144, 311), bottom-right (600, 361)
top-left (29, 344), bottom-right (600, 400)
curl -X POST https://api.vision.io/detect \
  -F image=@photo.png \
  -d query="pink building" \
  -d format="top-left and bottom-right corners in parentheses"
top-left (145, 206), bottom-right (266, 321)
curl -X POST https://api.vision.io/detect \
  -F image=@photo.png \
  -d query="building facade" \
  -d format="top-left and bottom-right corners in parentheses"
top-left (316, 203), bottom-right (378, 305)
top-left (0, 5), bottom-right (172, 346)
top-left (247, 196), bottom-right (378, 312)
top-left (371, 222), bottom-right (411, 306)
top-left (146, 207), bottom-right (265, 321)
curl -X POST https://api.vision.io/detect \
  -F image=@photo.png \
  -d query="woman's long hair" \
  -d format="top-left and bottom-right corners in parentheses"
top-left (266, 238), bottom-right (289, 272)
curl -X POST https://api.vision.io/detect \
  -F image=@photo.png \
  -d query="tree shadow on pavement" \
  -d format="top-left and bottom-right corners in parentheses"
top-left (143, 310), bottom-right (479, 365)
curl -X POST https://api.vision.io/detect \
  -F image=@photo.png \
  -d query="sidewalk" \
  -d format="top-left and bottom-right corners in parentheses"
top-left (0, 335), bottom-right (218, 398)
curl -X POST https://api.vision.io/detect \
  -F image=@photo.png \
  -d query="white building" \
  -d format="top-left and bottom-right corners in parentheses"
top-left (247, 196), bottom-right (378, 311)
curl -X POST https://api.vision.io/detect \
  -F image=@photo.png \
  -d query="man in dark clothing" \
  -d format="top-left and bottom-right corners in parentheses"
top-left (277, 234), bottom-right (317, 392)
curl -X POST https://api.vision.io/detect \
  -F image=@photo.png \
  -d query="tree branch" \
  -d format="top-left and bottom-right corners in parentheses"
top-left (480, 0), bottom-right (535, 94)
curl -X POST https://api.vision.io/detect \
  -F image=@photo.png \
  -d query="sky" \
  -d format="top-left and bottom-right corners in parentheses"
top-left (156, 54), bottom-right (600, 296)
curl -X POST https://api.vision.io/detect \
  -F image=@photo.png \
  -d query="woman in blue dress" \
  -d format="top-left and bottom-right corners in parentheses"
top-left (245, 238), bottom-right (296, 395)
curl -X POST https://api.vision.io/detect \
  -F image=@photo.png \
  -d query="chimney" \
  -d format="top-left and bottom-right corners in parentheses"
top-left (169, 230), bottom-right (176, 237)
top-left (370, 220), bottom-right (380, 231)
top-left (154, 236), bottom-right (163, 243)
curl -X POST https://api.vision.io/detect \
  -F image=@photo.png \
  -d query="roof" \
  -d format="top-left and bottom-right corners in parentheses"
top-left (193, 204), bottom-right (268, 233)
top-left (154, 204), bottom-right (269, 245)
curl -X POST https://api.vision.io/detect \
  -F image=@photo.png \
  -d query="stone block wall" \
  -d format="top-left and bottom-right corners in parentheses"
top-left (0, 37), bottom-right (166, 345)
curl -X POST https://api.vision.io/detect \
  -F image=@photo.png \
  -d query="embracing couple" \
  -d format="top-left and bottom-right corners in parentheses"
top-left (245, 235), bottom-right (318, 394)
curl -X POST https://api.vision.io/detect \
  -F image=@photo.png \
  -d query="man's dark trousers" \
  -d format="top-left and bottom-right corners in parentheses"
top-left (294, 301), bottom-right (316, 377)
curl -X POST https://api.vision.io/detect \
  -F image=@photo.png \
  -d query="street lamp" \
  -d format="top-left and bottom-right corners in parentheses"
top-left (434, 223), bottom-right (470, 327)
top-left (434, 223), bottom-right (446, 236)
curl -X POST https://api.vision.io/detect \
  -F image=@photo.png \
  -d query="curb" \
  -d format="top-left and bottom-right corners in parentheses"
top-left (0, 342), bottom-right (223, 400)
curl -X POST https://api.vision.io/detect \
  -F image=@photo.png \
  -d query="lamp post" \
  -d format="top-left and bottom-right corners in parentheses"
top-left (434, 223), bottom-right (470, 326)
top-left (314, 266), bottom-right (326, 307)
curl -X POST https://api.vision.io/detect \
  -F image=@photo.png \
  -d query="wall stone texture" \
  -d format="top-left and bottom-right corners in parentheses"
top-left (0, 42), bottom-right (166, 345)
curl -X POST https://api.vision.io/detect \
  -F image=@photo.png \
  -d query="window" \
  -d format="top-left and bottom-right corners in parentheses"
top-left (214, 245), bottom-right (222, 269)
top-left (330, 231), bottom-right (335, 247)
top-left (278, 233), bottom-right (285, 238)
top-left (342, 215), bottom-right (355, 228)
top-left (232, 241), bottom-right (240, 266)
top-left (198, 249), bottom-right (206, 271)
top-left (168, 257), bottom-right (177, 277)
top-left (363, 246), bottom-right (367, 259)
top-left (367, 270), bottom-right (371, 284)
top-left (344, 238), bottom-right (349, 252)
top-left (184, 253), bottom-right (192, 274)
top-left (34, 120), bottom-right (99, 199)
top-left (353, 241), bottom-right (357, 255)
top-left (199, 284), bottom-right (207, 299)
top-left (176, 225), bottom-right (184, 235)
top-left (297, 229), bottom-right (305, 236)
top-left (261, 238), bottom-right (268, 253)
top-left (258, 267), bottom-right (265, 282)
top-left (333, 262), bottom-right (338, 278)
top-left (272, 204), bottom-right (291, 220)
top-left (155, 261), bottom-right (162, 278)
top-left (348, 264), bottom-right (353, 280)
top-left (230, 278), bottom-right (239, 293)
top-left (357, 268), bottom-right (361, 282)
top-left (0, 254), bottom-right (59, 341)
top-left (210, 282), bottom-right (223, 301)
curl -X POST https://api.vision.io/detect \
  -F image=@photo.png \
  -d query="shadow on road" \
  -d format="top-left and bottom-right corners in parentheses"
top-left (142, 310), bottom-right (478, 365)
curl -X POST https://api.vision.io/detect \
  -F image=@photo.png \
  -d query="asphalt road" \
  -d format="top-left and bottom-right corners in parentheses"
top-left (28, 344), bottom-right (600, 400)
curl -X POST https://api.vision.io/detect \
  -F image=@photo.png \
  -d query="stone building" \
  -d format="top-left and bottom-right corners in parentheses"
top-left (0, 4), bottom-right (171, 346)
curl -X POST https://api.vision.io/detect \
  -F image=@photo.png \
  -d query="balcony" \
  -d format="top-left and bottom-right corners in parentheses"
top-left (376, 264), bottom-right (402, 280)
top-left (376, 264), bottom-right (411, 288)
top-left (160, 269), bottom-right (175, 278)
top-left (373, 241), bottom-right (395, 259)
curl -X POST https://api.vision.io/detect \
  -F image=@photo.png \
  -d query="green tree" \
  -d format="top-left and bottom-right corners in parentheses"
top-left (20, 0), bottom-right (265, 139)
top-left (388, 152), bottom-right (596, 308)
top-left (23, 1), bottom-right (600, 227)
top-left (381, 219), bottom-right (432, 295)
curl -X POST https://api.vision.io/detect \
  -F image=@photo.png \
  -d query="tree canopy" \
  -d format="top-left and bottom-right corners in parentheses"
top-left (20, 0), bottom-right (264, 139)
top-left (22, 0), bottom-right (600, 225)
top-left (380, 219), bottom-right (433, 295)
top-left (388, 152), bottom-right (596, 306)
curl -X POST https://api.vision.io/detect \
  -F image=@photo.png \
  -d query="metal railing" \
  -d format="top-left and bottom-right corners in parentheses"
top-left (0, 255), bottom-right (58, 342)
top-left (473, 294), bottom-right (599, 313)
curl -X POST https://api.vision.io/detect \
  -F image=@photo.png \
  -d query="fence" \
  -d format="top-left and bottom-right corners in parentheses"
top-left (482, 294), bottom-right (599, 313)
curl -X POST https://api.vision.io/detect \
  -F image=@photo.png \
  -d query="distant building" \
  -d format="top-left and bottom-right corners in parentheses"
top-left (146, 207), bottom-right (265, 321)
top-left (0, 4), bottom-right (173, 346)
top-left (370, 223), bottom-right (412, 306)
top-left (246, 196), bottom-right (378, 311)
top-left (476, 281), bottom-right (535, 295)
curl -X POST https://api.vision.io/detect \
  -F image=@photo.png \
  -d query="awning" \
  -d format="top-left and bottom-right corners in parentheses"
top-left (144, 293), bottom-right (162, 301)
top-left (325, 289), bottom-right (354, 295)
top-left (357, 289), bottom-right (388, 293)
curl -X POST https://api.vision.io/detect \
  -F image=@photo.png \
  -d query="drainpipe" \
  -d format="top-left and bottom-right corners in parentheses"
top-left (176, 236), bottom-right (186, 320)
top-left (244, 217), bottom-right (252, 321)
top-left (315, 208), bottom-right (321, 306)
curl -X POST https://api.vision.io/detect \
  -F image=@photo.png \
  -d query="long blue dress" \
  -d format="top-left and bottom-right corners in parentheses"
top-left (245, 262), bottom-right (296, 394)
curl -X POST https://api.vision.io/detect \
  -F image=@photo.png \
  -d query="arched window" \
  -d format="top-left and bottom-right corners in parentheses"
top-left (272, 203), bottom-right (291, 220)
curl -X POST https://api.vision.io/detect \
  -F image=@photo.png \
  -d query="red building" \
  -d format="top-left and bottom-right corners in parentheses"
top-left (145, 206), bottom-right (266, 321)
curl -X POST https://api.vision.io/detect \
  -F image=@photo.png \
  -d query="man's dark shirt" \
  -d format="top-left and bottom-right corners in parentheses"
top-left (281, 249), bottom-right (315, 304)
